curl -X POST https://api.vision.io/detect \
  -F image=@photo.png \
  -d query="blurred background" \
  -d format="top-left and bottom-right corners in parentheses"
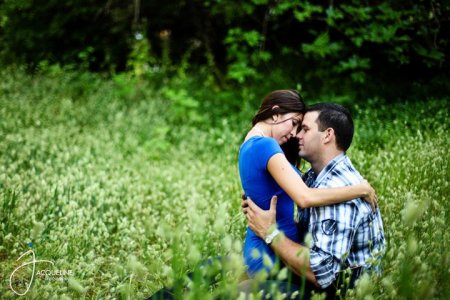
top-left (1, 0), bottom-right (449, 104)
top-left (0, 1), bottom-right (449, 299)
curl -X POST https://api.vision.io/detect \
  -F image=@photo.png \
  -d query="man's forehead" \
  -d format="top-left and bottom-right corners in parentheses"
top-left (302, 111), bottom-right (319, 125)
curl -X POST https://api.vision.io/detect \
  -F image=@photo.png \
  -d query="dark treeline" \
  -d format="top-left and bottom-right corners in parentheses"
top-left (0, 0), bottom-right (449, 99)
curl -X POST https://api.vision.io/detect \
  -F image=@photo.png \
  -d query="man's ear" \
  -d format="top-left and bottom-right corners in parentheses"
top-left (323, 128), bottom-right (335, 144)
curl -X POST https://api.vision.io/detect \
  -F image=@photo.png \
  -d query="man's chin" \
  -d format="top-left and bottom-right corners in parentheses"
top-left (299, 151), bottom-right (308, 159)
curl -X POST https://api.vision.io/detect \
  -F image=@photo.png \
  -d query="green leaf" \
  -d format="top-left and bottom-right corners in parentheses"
top-left (302, 32), bottom-right (342, 58)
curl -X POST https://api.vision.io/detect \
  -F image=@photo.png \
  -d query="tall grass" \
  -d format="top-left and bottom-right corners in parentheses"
top-left (0, 70), bottom-right (448, 299)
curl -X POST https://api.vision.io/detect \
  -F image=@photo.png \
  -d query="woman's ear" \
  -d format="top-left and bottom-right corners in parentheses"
top-left (271, 106), bottom-right (280, 123)
top-left (272, 114), bottom-right (278, 123)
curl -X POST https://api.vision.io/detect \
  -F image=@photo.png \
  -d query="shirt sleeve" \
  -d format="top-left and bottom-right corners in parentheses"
top-left (254, 137), bottom-right (283, 170)
top-left (308, 204), bottom-right (359, 288)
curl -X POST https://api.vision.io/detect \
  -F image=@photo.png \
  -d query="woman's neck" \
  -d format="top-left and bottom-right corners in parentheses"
top-left (253, 124), bottom-right (267, 137)
top-left (245, 122), bottom-right (271, 141)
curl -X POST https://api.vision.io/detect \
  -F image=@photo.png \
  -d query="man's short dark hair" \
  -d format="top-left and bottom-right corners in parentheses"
top-left (306, 103), bottom-right (354, 151)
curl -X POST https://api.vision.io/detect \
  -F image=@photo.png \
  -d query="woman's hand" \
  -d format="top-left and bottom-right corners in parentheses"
top-left (361, 180), bottom-right (378, 211)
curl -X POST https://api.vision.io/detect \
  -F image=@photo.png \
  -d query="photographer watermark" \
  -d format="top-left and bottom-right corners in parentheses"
top-left (9, 243), bottom-right (73, 296)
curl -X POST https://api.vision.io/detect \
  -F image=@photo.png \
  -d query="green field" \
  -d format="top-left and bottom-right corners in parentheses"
top-left (0, 71), bottom-right (449, 299)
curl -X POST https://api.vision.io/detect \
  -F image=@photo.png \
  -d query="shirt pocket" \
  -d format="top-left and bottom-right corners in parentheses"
top-left (312, 219), bottom-right (349, 246)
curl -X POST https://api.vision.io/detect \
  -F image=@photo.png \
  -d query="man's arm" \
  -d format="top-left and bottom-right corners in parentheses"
top-left (270, 233), bottom-right (319, 286)
top-left (244, 196), bottom-right (319, 286)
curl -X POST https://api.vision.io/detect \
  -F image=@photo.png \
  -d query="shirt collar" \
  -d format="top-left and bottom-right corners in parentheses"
top-left (306, 152), bottom-right (347, 187)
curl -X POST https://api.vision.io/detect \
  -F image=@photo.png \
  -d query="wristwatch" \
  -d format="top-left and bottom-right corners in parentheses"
top-left (265, 229), bottom-right (281, 245)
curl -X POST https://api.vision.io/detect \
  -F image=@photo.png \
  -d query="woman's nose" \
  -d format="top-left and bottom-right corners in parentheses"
top-left (290, 127), bottom-right (297, 137)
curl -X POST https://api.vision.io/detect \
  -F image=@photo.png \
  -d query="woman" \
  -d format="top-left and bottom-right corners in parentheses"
top-left (238, 90), bottom-right (375, 276)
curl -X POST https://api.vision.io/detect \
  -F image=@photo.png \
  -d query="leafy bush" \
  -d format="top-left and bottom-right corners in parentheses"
top-left (0, 1), bottom-right (448, 99)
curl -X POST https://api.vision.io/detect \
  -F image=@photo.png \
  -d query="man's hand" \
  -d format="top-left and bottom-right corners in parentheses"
top-left (241, 192), bottom-right (247, 210)
top-left (243, 195), bottom-right (277, 239)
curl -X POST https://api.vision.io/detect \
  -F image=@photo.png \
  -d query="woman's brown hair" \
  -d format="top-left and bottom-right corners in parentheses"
top-left (252, 90), bottom-right (306, 126)
top-left (253, 90), bottom-right (305, 167)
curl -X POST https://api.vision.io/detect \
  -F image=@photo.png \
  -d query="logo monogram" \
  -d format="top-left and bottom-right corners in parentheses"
top-left (9, 249), bottom-right (54, 296)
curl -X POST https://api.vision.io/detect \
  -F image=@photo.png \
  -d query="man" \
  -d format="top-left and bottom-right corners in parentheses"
top-left (243, 103), bottom-right (385, 298)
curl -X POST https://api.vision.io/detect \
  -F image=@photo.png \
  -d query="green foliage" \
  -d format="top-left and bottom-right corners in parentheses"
top-left (0, 0), bottom-right (448, 100)
top-left (206, 0), bottom-right (448, 91)
top-left (161, 86), bottom-right (203, 124)
top-left (127, 32), bottom-right (156, 77)
top-left (301, 32), bottom-right (343, 58)
top-left (0, 0), bottom-right (131, 70)
top-left (293, 1), bottom-right (323, 22)
top-left (224, 28), bottom-right (271, 83)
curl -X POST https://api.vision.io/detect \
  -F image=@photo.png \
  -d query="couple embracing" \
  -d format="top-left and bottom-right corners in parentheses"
top-left (238, 90), bottom-right (385, 299)
top-left (149, 90), bottom-right (385, 299)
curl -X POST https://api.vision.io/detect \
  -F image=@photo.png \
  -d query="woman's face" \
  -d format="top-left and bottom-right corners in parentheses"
top-left (272, 113), bottom-right (303, 144)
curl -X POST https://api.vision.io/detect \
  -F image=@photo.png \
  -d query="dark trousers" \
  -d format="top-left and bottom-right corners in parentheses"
top-left (237, 266), bottom-right (363, 300)
top-left (147, 256), bottom-right (230, 300)
top-left (147, 257), bottom-right (363, 300)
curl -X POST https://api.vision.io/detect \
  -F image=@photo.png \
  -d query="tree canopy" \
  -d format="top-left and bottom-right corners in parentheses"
top-left (1, 0), bottom-right (448, 98)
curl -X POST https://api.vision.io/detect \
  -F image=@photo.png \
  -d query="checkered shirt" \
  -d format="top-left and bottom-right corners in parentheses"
top-left (296, 153), bottom-right (385, 288)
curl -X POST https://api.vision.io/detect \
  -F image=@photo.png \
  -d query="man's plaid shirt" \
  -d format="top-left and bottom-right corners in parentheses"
top-left (296, 153), bottom-right (385, 288)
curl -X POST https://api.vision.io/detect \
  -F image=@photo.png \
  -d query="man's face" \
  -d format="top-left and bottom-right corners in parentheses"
top-left (296, 111), bottom-right (324, 162)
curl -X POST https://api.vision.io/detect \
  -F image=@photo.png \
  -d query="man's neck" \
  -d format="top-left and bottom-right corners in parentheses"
top-left (311, 149), bottom-right (344, 174)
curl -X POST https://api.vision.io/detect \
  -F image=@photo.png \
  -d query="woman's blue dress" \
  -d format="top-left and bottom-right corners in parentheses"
top-left (239, 136), bottom-right (301, 276)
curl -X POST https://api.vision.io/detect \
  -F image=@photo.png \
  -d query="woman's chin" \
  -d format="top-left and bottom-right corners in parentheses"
top-left (278, 137), bottom-right (287, 144)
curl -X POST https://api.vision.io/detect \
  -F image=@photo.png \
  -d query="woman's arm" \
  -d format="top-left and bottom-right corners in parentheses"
top-left (267, 153), bottom-right (376, 209)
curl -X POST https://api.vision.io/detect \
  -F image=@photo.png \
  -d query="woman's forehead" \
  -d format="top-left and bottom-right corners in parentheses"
top-left (285, 112), bottom-right (303, 120)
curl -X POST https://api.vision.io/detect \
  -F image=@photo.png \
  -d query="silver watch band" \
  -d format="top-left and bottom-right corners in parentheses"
top-left (265, 228), bottom-right (281, 245)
